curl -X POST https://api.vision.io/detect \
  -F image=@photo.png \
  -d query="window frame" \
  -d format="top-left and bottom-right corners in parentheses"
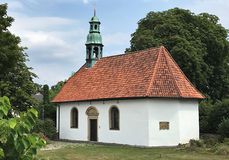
top-left (109, 106), bottom-right (120, 130)
top-left (70, 107), bottom-right (79, 129)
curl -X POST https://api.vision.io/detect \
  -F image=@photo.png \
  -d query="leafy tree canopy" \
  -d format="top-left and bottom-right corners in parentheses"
top-left (128, 8), bottom-right (229, 101)
top-left (0, 4), bottom-right (37, 111)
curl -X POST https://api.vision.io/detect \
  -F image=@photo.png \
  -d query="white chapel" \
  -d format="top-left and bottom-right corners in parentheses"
top-left (53, 12), bottom-right (204, 147)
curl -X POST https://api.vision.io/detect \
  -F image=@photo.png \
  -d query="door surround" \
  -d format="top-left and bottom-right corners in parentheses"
top-left (86, 106), bottom-right (99, 141)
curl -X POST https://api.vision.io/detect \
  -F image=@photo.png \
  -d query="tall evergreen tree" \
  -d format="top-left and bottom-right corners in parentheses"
top-left (0, 4), bottom-right (37, 111)
top-left (43, 84), bottom-right (49, 105)
top-left (128, 8), bottom-right (229, 101)
top-left (41, 84), bottom-right (49, 120)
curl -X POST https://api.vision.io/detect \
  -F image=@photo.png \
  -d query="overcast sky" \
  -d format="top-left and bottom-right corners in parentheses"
top-left (2, 0), bottom-right (229, 86)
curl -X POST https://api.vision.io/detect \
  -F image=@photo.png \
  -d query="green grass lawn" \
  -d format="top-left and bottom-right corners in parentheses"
top-left (38, 141), bottom-right (228, 160)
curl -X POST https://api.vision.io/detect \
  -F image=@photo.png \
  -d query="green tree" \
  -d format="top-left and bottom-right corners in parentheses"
top-left (50, 81), bottom-right (65, 100)
top-left (0, 96), bottom-right (46, 159)
top-left (43, 81), bottom-right (65, 123)
top-left (0, 4), bottom-right (37, 111)
top-left (128, 8), bottom-right (229, 101)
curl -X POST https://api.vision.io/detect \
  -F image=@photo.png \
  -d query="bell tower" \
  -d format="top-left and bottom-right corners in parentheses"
top-left (85, 9), bottom-right (103, 68)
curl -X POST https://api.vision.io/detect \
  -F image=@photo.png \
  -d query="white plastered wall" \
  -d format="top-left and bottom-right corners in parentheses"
top-left (178, 100), bottom-right (199, 143)
top-left (58, 99), bottom-right (149, 146)
top-left (148, 99), bottom-right (180, 146)
top-left (57, 98), bottom-right (199, 146)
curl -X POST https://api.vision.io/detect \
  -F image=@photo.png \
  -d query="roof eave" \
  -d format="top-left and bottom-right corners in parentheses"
top-left (52, 95), bottom-right (205, 104)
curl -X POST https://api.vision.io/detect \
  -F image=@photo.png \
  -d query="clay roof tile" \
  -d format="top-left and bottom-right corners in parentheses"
top-left (53, 46), bottom-right (204, 103)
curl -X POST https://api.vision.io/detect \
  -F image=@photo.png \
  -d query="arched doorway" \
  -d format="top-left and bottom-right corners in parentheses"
top-left (86, 106), bottom-right (99, 141)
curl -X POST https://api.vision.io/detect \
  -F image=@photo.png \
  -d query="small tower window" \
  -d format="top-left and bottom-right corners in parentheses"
top-left (94, 47), bottom-right (99, 58)
top-left (94, 25), bottom-right (98, 30)
top-left (90, 25), bottom-right (93, 30)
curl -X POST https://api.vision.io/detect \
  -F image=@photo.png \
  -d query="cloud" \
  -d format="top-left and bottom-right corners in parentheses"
top-left (30, 63), bottom-right (77, 86)
top-left (6, 4), bottom-right (131, 85)
top-left (180, 0), bottom-right (229, 28)
top-left (184, 1), bottom-right (228, 29)
top-left (10, 0), bottom-right (94, 5)
top-left (103, 32), bottom-right (130, 47)
top-left (6, 0), bottom-right (228, 87)
top-left (5, 7), bottom-right (87, 85)
top-left (141, 0), bottom-right (229, 28)
top-left (11, 16), bottom-right (77, 31)
top-left (83, 0), bottom-right (89, 4)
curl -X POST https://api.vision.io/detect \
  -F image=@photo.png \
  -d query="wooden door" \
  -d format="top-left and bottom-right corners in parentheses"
top-left (90, 119), bottom-right (97, 141)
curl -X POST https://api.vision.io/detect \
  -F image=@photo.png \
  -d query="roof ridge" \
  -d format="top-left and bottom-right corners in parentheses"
top-left (146, 46), bottom-right (163, 96)
top-left (101, 46), bottom-right (162, 60)
top-left (163, 47), bottom-right (205, 98)
top-left (125, 46), bottom-right (162, 54)
top-left (162, 47), bottom-right (182, 97)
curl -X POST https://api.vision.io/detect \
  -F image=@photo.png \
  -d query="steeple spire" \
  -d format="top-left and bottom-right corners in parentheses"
top-left (85, 9), bottom-right (103, 68)
top-left (94, 4), bottom-right (96, 16)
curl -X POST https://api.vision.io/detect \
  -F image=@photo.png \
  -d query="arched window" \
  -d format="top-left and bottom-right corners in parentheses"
top-left (109, 106), bottom-right (119, 130)
top-left (71, 108), bottom-right (78, 128)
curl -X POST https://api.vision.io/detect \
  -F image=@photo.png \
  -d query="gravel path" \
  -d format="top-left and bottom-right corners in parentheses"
top-left (41, 141), bottom-right (88, 151)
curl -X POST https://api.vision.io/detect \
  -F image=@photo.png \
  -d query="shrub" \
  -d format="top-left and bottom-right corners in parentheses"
top-left (189, 139), bottom-right (204, 148)
top-left (218, 118), bottom-right (229, 139)
top-left (223, 138), bottom-right (229, 145)
top-left (199, 100), bottom-right (214, 133)
top-left (208, 99), bottom-right (229, 133)
top-left (201, 134), bottom-right (220, 147)
top-left (43, 119), bottom-right (56, 139)
top-left (34, 118), bottom-right (56, 139)
top-left (214, 144), bottom-right (229, 155)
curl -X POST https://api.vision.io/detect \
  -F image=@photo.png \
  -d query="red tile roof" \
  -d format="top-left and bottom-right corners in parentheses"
top-left (53, 46), bottom-right (204, 103)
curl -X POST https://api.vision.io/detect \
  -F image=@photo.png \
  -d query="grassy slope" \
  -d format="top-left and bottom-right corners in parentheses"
top-left (38, 143), bottom-right (228, 160)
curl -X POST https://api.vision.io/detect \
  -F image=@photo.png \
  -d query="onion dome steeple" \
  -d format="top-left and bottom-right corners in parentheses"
top-left (85, 9), bottom-right (103, 68)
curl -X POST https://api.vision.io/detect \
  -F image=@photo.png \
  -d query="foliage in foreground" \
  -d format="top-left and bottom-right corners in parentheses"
top-left (0, 96), bottom-right (46, 160)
